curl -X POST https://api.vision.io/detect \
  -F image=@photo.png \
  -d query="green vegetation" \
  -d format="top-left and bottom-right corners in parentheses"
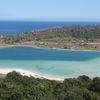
top-left (2, 26), bottom-right (100, 43)
top-left (0, 26), bottom-right (100, 50)
top-left (0, 26), bottom-right (100, 99)
top-left (0, 71), bottom-right (100, 100)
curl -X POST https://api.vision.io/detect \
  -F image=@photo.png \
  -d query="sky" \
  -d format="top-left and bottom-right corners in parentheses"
top-left (0, 0), bottom-right (100, 21)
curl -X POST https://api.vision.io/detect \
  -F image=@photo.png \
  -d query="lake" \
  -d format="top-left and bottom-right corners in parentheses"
top-left (0, 46), bottom-right (100, 78)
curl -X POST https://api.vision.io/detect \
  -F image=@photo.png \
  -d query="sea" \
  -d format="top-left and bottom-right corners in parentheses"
top-left (0, 21), bottom-right (100, 34)
top-left (0, 21), bottom-right (100, 79)
top-left (0, 46), bottom-right (100, 78)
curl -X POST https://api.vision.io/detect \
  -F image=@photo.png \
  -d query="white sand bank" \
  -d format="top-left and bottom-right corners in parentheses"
top-left (0, 68), bottom-right (64, 81)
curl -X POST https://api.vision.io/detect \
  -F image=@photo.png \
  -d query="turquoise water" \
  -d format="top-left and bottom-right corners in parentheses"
top-left (0, 46), bottom-right (100, 78)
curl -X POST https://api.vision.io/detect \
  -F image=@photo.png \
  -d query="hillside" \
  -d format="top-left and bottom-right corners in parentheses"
top-left (0, 26), bottom-right (100, 50)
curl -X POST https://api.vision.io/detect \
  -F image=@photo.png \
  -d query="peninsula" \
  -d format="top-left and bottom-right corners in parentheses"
top-left (0, 26), bottom-right (100, 51)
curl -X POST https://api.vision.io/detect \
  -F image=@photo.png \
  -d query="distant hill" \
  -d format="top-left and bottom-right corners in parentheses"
top-left (0, 26), bottom-right (100, 50)
top-left (1, 26), bottom-right (100, 43)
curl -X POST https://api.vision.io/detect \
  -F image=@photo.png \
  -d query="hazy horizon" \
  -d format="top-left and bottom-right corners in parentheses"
top-left (0, 0), bottom-right (100, 22)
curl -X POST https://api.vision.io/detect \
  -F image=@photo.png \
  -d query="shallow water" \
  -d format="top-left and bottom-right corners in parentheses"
top-left (0, 46), bottom-right (100, 78)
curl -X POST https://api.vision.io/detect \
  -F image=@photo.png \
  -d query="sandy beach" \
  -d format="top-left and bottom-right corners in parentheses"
top-left (0, 68), bottom-right (64, 81)
top-left (0, 45), bottom-right (100, 81)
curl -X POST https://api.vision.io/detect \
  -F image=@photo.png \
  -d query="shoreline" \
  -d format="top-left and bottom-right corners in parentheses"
top-left (0, 44), bottom-right (100, 81)
top-left (0, 44), bottom-right (100, 52)
top-left (0, 68), bottom-right (64, 81)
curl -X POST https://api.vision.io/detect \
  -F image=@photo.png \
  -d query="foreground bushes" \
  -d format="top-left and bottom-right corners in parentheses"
top-left (0, 71), bottom-right (100, 100)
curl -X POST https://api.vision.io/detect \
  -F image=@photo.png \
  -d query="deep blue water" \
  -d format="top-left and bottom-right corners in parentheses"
top-left (0, 21), bottom-right (100, 34)
top-left (0, 46), bottom-right (100, 78)
top-left (0, 46), bottom-right (100, 61)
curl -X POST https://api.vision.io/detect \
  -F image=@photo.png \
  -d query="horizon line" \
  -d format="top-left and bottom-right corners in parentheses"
top-left (0, 20), bottom-right (100, 22)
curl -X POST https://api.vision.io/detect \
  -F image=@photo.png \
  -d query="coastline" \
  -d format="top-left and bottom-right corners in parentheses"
top-left (0, 44), bottom-right (100, 81)
top-left (0, 68), bottom-right (64, 81)
top-left (0, 44), bottom-right (100, 52)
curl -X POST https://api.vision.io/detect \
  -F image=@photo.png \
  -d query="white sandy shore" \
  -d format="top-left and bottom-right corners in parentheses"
top-left (0, 68), bottom-right (64, 81)
top-left (0, 45), bottom-right (99, 81)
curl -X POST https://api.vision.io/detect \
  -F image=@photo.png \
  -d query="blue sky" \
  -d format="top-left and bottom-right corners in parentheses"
top-left (0, 0), bottom-right (100, 21)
